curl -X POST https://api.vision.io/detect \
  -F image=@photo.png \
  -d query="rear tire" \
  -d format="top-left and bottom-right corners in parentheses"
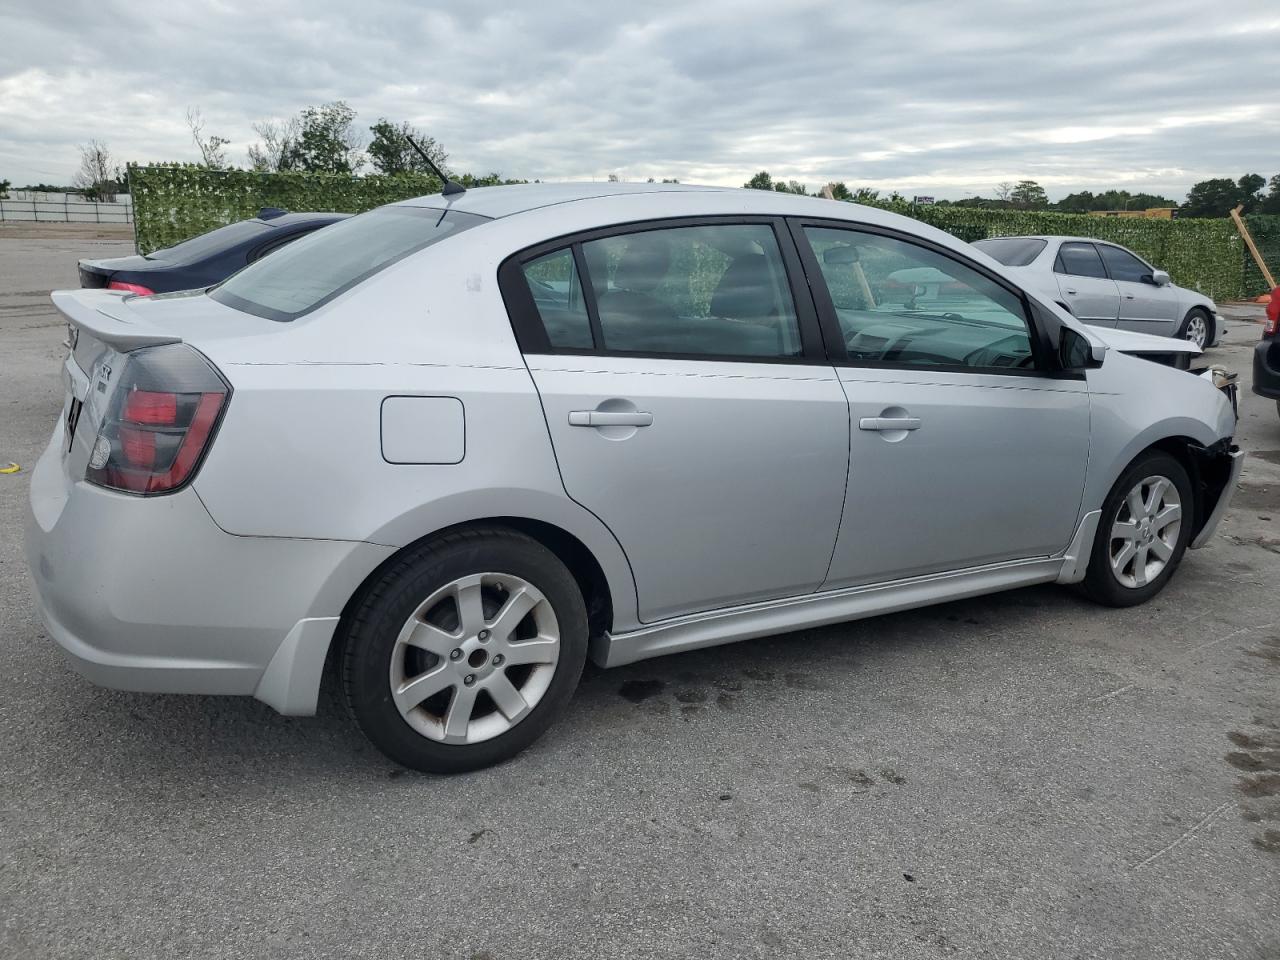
top-left (1080, 451), bottom-right (1194, 607)
top-left (1178, 308), bottom-right (1212, 349)
top-left (341, 528), bottom-right (588, 774)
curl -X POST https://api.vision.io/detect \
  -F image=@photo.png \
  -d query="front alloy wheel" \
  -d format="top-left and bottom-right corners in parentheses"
top-left (1081, 451), bottom-right (1193, 607)
top-left (1180, 310), bottom-right (1210, 349)
top-left (1107, 476), bottom-right (1182, 588)
top-left (343, 528), bottom-right (588, 773)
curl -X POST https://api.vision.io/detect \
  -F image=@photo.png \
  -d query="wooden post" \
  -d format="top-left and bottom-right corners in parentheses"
top-left (1230, 204), bottom-right (1277, 291)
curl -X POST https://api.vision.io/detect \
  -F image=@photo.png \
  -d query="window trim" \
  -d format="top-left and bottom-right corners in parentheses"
top-left (1092, 241), bottom-right (1156, 284)
top-left (497, 215), bottom-right (827, 364)
top-left (1053, 241), bottom-right (1110, 280)
top-left (786, 217), bottom-right (1056, 377)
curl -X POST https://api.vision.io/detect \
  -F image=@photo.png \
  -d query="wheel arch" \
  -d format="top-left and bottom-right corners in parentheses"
top-left (1109, 434), bottom-right (1231, 541)
top-left (331, 514), bottom-right (627, 671)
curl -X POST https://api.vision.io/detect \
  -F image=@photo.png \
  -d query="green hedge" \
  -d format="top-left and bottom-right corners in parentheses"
top-left (128, 164), bottom-right (447, 254)
top-left (866, 202), bottom-right (1245, 302)
top-left (130, 164), bottom-right (1260, 301)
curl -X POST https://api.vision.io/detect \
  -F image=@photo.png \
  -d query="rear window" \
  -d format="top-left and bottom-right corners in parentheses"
top-left (147, 220), bottom-right (273, 265)
top-left (210, 206), bottom-right (487, 321)
top-left (971, 237), bottom-right (1047, 267)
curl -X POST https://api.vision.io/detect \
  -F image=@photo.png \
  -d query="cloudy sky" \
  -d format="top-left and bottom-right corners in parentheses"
top-left (2, 0), bottom-right (1278, 201)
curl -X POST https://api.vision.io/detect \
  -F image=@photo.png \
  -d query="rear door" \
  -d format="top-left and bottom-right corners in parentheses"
top-left (1054, 241), bottom-right (1120, 328)
top-left (500, 219), bottom-right (850, 623)
top-left (1096, 243), bottom-right (1180, 336)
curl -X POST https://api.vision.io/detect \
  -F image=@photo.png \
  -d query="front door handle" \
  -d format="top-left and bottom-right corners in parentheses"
top-left (1064, 287), bottom-right (1078, 295)
top-left (568, 410), bottom-right (654, 427)
top-left (858, 416), bottom-right (922, 431)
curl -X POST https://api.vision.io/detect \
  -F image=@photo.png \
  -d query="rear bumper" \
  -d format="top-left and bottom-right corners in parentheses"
top-left (24, 429), bottom-right (392, 713)
top-left (1252, 338), bottom-right (1280, 399)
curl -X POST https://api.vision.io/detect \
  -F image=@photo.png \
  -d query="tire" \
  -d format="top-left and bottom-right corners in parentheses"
top-left (1080, 451), bottom-right (1194, 607)
top-left (341, 527), bottom-right (588, 774)
top-left (1178, 308), bottom-right (1212, 349)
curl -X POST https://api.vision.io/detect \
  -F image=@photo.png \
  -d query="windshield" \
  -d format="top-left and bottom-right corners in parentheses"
top-left (147, 220), bottom-right (273, 264)
top-left (972, 237), bottom-right (1048, 267)
top-left (210, 206), bottom-right (487, 321)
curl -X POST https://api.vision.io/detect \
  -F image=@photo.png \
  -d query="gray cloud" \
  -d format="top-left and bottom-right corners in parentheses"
top-left (1, 0), bottom-right (1277, 200)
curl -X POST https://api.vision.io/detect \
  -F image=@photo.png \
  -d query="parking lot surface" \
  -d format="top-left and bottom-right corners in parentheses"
top-left (1, 226), bottom-right (1277, 959)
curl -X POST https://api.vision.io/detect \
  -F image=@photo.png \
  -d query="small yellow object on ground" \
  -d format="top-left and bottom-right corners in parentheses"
top-left (0, 463), bottom-right (20, 474)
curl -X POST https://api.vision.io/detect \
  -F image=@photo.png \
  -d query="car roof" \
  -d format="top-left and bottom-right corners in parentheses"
top-left (986, 235), bottom-right (1127, 247)
top-left (394, 181), bottom-right (744, 219)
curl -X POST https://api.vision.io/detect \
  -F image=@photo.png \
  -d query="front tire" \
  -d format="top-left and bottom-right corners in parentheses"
top-left (1178, 308), bottom-right (1212, 349)
top-left (341, 528), bottom-right (588, 773)
top-left (1081, 451), bottom-right (1194, 607)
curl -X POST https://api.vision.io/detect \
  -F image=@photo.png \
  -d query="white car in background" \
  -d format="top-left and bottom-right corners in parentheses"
top-left (972, 236), bottom-right (1220, 348)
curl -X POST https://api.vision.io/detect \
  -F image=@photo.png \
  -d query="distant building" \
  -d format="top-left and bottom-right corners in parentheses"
top-left (1088, 207), bottom-right (1178, 220)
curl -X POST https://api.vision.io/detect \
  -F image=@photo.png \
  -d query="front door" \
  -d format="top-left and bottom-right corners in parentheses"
top-left (1096, 243), bottom-right (1180, 337)
top-left (795, 223), bottom-right (1091, 588)
top-left (502, 221), bottom-right (850, 623)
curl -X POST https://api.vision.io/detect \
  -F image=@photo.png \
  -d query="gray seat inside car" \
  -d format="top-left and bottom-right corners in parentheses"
top-left (596, 239), bottom-right (784, 356)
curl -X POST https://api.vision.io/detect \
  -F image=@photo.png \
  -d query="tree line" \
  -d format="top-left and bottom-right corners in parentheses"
top-left (744, 170), bottom-right (1280, 218)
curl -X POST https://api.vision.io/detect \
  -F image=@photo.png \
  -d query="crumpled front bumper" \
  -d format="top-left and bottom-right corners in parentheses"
top-left (1189, 445), bottom-right (1245, 549)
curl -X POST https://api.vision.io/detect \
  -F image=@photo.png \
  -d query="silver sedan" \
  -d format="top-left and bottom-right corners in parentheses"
top-left (26, 183), bottom-right (1242, 772)
top-left (972, 235), bottom-right (1220, 348)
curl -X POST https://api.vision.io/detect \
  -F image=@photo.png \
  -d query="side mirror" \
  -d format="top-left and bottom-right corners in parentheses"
top-left (1059, 326), bottom-right (1105, 370)
top-left (1149, 269), bottom-right (1171, 287)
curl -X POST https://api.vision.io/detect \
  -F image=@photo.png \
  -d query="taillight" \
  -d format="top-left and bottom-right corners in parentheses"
top-left (86, 344), bottom-right (231, 496)
top-left (1265, 287), bottom-right (1280, 337)
top-left (107, 280), bottom-right (155, 296)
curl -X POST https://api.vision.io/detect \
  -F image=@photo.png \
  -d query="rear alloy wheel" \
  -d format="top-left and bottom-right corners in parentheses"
top-left (1081, 451), bottom-right (1193, 607)
top-left (342, 529), bottom-right (588, 773)
top-left (1179, 309), bottom-right (1212, 349)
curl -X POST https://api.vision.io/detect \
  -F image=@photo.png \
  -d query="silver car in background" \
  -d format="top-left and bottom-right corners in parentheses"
top-left (972, 236), bottom-right (1221, 348)
top-left (26, 183), bottom-right (1242, 773)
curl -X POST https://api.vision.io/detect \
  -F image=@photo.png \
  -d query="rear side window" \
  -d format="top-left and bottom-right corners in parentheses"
top-left (520, 249), bottom-right (592, 348)
top-left (1054, 242), bottom-right (1108, 279)
top-left (211, 206), bottom-right (487, 321)
top-left (147, 220), bottom-right (272, 264)
top-left (1097, 244), bottom-right (1151, 283)
top-left (511, 223), bottom-right (804, 359)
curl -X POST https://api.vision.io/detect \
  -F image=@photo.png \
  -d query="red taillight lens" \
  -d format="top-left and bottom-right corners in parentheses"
top-left (1265, 287), bottom-right (1280, 337)
top-left (107, 280), bottom-right (155, 296)
top-left (85, 344), bottom-right (231, 496)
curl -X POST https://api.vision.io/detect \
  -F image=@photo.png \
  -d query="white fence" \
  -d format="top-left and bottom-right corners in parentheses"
top-left (0, 196), bottom-right (133, 224)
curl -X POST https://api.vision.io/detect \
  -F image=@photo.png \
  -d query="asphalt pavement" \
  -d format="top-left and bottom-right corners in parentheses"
top-left (1, 224), bottom-right (1277, 959)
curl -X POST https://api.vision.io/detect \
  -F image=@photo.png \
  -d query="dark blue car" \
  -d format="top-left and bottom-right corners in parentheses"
top-left (78, 209), bottom-right (350, 295)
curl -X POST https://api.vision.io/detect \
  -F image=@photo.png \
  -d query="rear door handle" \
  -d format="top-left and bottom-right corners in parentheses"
top-left (1064, 287), bottom-right (1078, 295)
top-left (568, 410), bottom-right (654, 427)
top-left (858, 416), bottom-right (922, 431)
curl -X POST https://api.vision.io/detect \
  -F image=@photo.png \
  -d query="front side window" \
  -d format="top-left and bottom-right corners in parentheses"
top-left (803, 226), bottom-right (1035, 371)
top-left (211, 206), bottom-right (487, 321)
top-left (1054, 242), bottom-right (1108, 279)
top-left (1097, 244), bottom-right (1152, 283)
top-left (578, 223), bottom-right (802, 358)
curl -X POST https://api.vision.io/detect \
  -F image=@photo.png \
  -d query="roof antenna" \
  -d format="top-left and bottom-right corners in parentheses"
top-left (406, 135), bottom-right (466, 197)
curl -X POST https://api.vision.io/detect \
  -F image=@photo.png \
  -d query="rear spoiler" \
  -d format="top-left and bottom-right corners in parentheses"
top-left (51, 288), bottom-right (181, 352)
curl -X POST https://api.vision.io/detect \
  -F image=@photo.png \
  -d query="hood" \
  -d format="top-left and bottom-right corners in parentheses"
top-left (1088, 325), bottom-right (1200, 356)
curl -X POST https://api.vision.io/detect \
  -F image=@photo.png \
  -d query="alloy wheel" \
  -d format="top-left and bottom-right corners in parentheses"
top-left (1184, 314), bottom-right (1207, 348)
top-left (1109, 475), bottom-right (1182, 588)
top-left (388, 572), bottom-right (561, 744)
